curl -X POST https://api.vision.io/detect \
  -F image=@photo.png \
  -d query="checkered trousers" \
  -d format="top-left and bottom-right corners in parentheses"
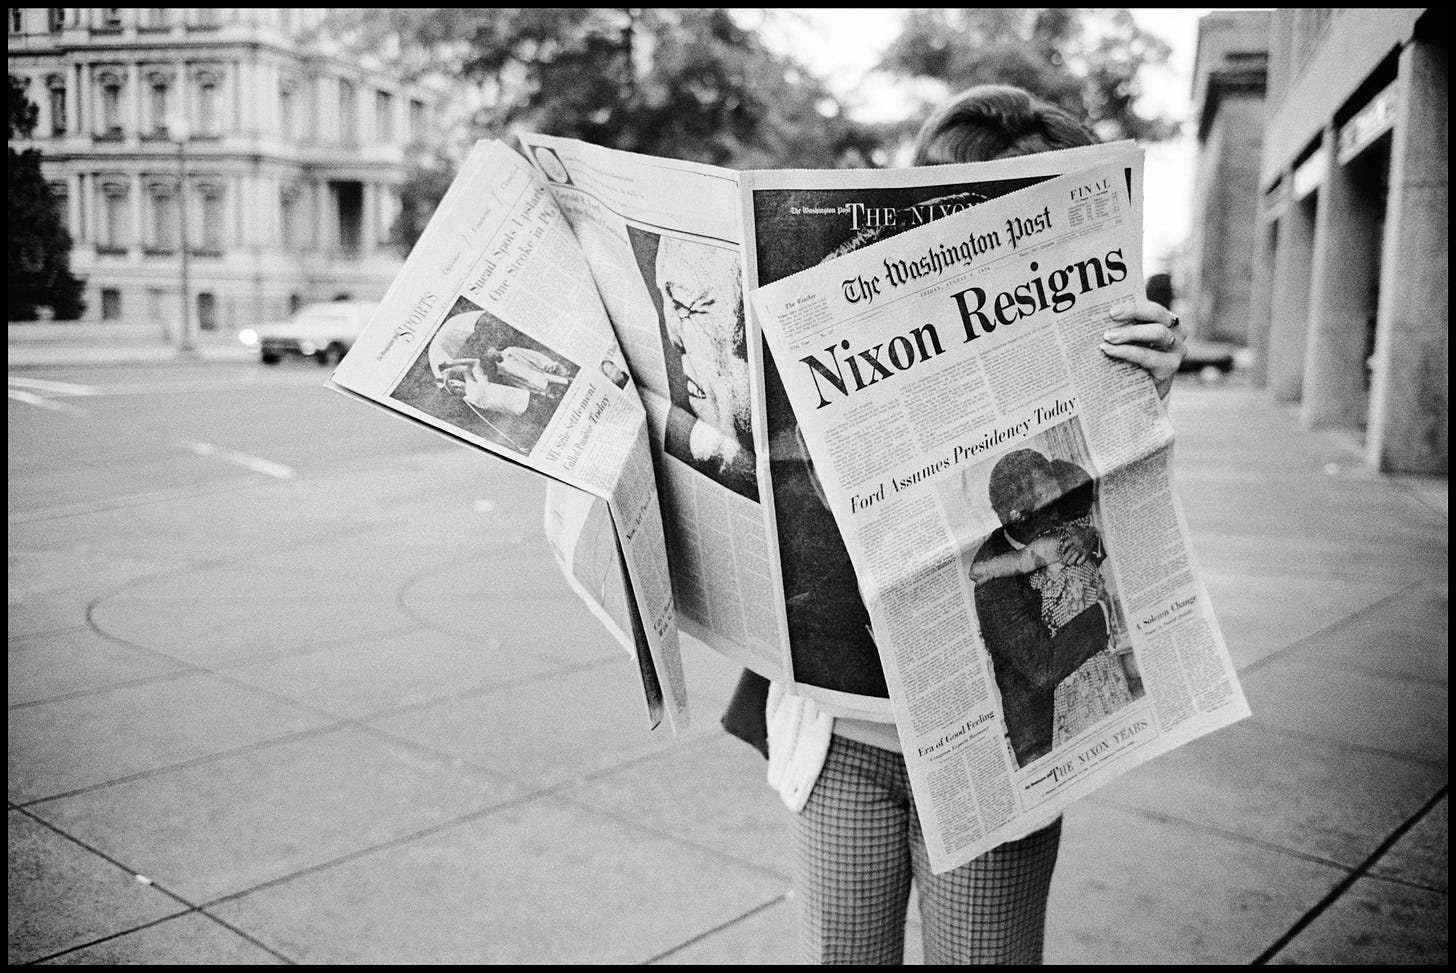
top-left (792, 735), bottom-right (1062, 965)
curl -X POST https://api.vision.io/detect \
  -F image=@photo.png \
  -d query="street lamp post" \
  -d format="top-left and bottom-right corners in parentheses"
top-left (167, 113), bottom-right (196, 356)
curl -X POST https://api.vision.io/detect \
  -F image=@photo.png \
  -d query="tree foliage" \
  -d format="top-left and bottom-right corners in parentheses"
top-left (879, 9), bottom-right (1179, 144)
top-left (8, 75), bottom-right (86, 320)
top-left (349, 8), bottom-right (878, 167)
top-left (329, 8), bottom-right (884, 246)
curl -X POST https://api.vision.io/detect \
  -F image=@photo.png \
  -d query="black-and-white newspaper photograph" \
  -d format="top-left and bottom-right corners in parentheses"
top-left (390, 297), bottom-right (580, 457)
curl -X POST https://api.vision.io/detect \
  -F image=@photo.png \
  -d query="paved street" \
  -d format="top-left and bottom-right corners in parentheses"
top-left (8, 360), bottom-right (1448, 964)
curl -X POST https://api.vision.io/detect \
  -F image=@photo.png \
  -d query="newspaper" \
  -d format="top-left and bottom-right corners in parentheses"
top-left (516, 134), bottom-right (789, 685)
top-left (518, 135), bottom-right (1149, 722)
top-left (749, 155), bottom-right (1250, 871)
top-left (328, 139), bottom-right (686, 733)
top-left (738, 141), bottom-right (1145, 720)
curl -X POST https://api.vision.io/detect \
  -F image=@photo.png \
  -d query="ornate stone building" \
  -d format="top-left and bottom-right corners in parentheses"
top-left (8, 8), bottom-right (435, 333)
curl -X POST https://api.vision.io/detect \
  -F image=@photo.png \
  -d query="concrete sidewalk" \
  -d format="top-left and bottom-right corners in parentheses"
top-left (8, 379), bottom-right (1448, 964)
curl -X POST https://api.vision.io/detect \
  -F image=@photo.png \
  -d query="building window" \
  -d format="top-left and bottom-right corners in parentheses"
top-left (101, 287), bottom-right (122, 319)
top-left (374, 89), bottom-right (394, 142)
top-left (279, 79), bottom-right (299, 140)
top-left (148, 75), bottom-right (171, 138)
top-left (97, 69), bottom-right (124, 137)
top-left (10, 9), bottom-right (22, 33)
top-left (47, 7), bottom-right (64, 32)
top-left (146, 180), bottom-right (179, 252)
top-left (197, 291), bottom-right (217, 331)
top-left (98, 179), bottom-right (129, 251)
top-left (197, 183), bottom-right (225, 252)
top-left (195, 69), bottom-right (221, 137)
top-left (47, 74), bottom-right (67, 136)
top-left (49, 180), bottom-right (70, 229)
top-left (140, 8), bottom-right (167, 29)
top-left (409, 99), bottom-right (424, 143)
top-left (99, 8), bottom-right (123, 30)
top-left (339, 79), bottom-right (357, 143)
top-left (280, 185), bottom-right (301, 249)
top-left (191, 8), bottom-right (218, 28)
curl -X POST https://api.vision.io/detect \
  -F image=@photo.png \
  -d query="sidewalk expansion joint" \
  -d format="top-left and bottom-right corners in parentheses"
top-left (1250, 784), bottom-right (1449, 965)
top-left (640, 890), bottom-right (793, 965)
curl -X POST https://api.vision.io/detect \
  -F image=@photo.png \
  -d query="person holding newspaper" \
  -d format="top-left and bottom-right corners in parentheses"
top-left (743, 84), bottom-right (1188, 965)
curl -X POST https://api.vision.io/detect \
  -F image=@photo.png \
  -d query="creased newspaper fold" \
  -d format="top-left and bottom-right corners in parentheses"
top-left (750, 154), bottom-right (1250, 871)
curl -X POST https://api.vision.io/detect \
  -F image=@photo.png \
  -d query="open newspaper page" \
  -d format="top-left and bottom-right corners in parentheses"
top-left (517, 134), bottom-right (788, 684)
top-left (738, 142), bottom-right (1143, 720)
top-left (328, 139), bottom-right (686, 733)
top-left (750, 157), bottom-right (1250, 872)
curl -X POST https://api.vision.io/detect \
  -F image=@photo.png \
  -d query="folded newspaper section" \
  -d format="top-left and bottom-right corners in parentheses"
top-left (327, 139), bottom-right (687, 733)
top-left (750, 155), bottom-right (1250, 872)
top-left (516, 135), bottom-right (790, 687)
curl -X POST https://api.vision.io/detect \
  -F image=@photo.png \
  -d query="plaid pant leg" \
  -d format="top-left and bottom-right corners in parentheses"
top-left (793, 737), bottom-right (914, 965)
top-left (909, 811), bottom-right (1063, 965)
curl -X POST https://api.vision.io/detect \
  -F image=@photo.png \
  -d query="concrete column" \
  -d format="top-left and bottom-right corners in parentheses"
top-left (1367, 38), bottom-right (1449, 473)
top-left (1301, 122), bottom-right (1382, 428)
top-left (1246, 205), bottom-right (1278, 388)
top-left (1266, 187), bottom-right (1317, 402)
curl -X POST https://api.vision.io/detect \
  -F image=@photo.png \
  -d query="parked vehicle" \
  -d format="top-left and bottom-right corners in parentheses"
top-left (238, 301), bottom-right (380, 366)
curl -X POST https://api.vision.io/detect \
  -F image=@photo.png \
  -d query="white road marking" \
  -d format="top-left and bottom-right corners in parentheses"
top-left (8, 388), bottom-right (88, 416)
top-left (184, 440), bottom-right (295, 479)
top-left (7, 376), bottom-right (98, 396)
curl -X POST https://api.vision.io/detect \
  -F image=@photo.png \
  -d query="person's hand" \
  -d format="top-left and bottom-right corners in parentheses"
top-left (1057, 529), bottom-right (1091, 566)
top-left (1100, 300), bottom-right (1187, 399)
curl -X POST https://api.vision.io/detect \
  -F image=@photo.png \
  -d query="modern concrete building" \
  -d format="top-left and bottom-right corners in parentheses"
top-left (8, 8), bottom-right (435, 335)
top-left (1187, 11), bottom-right (1270, 346)
top-left (1247, 8), bottom-right (1446, 474)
